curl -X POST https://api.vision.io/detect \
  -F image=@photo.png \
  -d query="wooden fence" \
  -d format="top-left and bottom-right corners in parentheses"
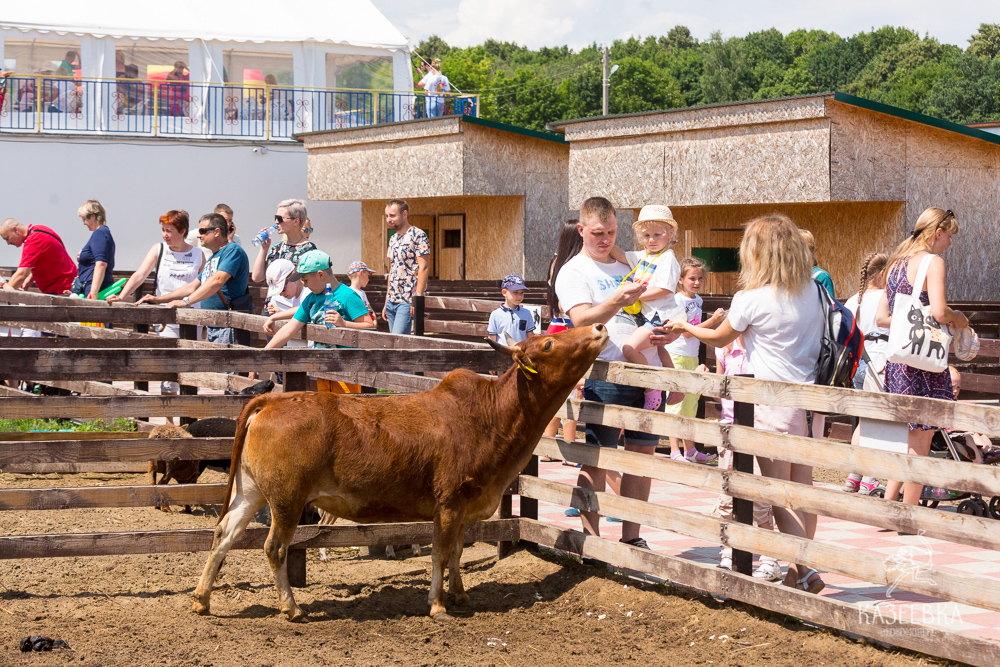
top-left (0, 291), bottom-right (999, 665)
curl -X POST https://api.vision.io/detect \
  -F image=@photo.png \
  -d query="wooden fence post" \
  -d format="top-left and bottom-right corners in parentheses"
top-left (284, 370), bottom-right (308, 587)
top-left (731, 381), bottom-right (754, 576)
top-left (412, 294), bottom-right (425, 336)
top-left (178, 324), bottom-right (198, 426)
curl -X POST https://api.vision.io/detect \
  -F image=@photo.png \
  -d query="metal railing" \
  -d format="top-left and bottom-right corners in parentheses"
top-left (0, 75), bottom-right (478, 140)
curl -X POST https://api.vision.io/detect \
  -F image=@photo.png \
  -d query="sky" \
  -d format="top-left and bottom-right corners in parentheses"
top-left (370, 0), bottom-right (997, 51)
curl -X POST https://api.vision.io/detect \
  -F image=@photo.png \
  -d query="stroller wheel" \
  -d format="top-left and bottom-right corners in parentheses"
top-left (989, 496), bottom-right (1000, 520)
top-left (957, 499), bottom-right (986, 517)
top-left (868, 487), bottom-right (886, 498)
top-left (920, 499), bottom-right (940, 509)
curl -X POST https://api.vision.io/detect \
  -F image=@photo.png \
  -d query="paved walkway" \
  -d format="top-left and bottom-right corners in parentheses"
top-left (517, 457), bottom-right (1000, 642)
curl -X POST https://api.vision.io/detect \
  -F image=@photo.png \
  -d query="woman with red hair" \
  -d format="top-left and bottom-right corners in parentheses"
top-left (108, 210), bottom-right (205, 344)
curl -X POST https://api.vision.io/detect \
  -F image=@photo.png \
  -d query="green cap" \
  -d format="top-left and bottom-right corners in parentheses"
top-left (292, 249), bottom-right (332, 279)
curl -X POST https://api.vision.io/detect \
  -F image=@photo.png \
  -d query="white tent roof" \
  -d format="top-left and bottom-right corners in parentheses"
top-left (0, 0), bottom-right (409, 50)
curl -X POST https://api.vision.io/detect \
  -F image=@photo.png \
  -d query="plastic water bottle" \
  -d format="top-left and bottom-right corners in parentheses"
top-left (251, 223), bottom-right (279, 248)
top-left (324, 283), bottom-right (337, 328)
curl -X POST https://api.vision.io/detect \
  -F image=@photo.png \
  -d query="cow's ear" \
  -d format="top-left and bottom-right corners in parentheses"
top-left (486, 337), bottom-right (516, 357)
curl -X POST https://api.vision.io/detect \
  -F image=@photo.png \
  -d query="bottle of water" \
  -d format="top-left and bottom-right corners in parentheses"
top-left (324, 283), bottom-right (337, 328)
top-left (251, 223), bottom-right (280, 248)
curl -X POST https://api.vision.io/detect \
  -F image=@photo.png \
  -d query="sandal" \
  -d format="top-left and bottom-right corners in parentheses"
top-left (794, 568), bottom-right (825, 594)
top-left (540, 457), bottom-right (557, 462)
top-left (685, 449), bottom-right (717, 464)
top-left (753, 559), bottom-right (783, 582)
top-left (644, 389), bottom-right (662, 411)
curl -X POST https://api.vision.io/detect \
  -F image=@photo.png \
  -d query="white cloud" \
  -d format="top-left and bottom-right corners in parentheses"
top-left (370, 0), bottom-right (995, 50)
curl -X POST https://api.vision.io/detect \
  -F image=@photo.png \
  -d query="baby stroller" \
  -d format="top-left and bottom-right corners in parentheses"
top-left (867, 429), bottom-right (1000, 518)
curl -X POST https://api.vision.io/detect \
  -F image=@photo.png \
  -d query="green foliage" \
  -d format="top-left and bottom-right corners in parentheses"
top-left (0, 418), bottom-right (138, 432)
top-left (419, 24), bottom-right (1000, 128)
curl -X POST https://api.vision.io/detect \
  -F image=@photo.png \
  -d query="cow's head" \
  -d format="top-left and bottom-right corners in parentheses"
top-left (486, 324), bottom-right (608, 390)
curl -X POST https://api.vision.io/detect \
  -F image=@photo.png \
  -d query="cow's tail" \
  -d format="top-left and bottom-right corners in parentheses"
top-left (217, 393), bottom-right (273, 525)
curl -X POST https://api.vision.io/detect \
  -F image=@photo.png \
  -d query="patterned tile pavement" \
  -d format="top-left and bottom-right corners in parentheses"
top-left (513, 456), bottom-right (1000, 641)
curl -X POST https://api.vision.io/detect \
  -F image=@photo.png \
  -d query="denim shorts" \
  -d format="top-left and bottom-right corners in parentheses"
top-left (642, 313), bottom-right (663, 331)
top-left (583, 379), bottom-right (663, 448)
top-left (853, 357), bottom-right (868, 390)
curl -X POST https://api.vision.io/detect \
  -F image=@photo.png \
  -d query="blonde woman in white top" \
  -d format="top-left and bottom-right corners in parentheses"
top-left (669, 214), bottom-right (826, 594)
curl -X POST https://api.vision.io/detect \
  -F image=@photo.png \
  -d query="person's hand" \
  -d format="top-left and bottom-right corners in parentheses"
top-left (263, 316), bottom-right (278, 336)
top-left (614, 280), bottom-right (646, 307)
top-left (696, 364), bottom-right (709, 373)
top-left (381, 304), bottom-right (388, 321)
top-left (134, 294), bottom-right (157, 306)
top-left (62, 289), bottom-right (72, 296)
top-left (952, 310), bottom-right (969, 330)
top-left (266, 302), bottom-right (278, 315)
top-left (88, 290), bottom-right (100, 301)
top-left (256, 228), bottom-right (272, 249)
top-left (105, 293), bottom-right (122, 303)
top-left (248, 371), bottom-right (259, 381)
top-left (666, 391), bottom-right (685, 405)
top-left (708, 308), bottom-right (726, 324)
top-left (649, 324), bottom-right (681, 346)
top-left (410, 304), bottom-right (415, 317)
top-left (325, 311), bottom-right (345, 327)
top-left (164, 299), bottom-right (186, 309)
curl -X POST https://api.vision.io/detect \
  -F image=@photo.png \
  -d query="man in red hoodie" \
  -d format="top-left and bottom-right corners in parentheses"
top-left (1, 218), bottom-right (77, 294)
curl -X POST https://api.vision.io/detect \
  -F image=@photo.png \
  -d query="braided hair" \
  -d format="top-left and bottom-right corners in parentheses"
top-left (855, 252), bottom-right (888, 323)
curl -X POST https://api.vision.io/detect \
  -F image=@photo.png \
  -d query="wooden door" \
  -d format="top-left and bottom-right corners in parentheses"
top-left (436, 214), bottom-right (465, 280)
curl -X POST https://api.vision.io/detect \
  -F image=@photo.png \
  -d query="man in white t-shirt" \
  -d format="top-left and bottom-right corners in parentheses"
top-left (554, 196), bottom-right (681, 555)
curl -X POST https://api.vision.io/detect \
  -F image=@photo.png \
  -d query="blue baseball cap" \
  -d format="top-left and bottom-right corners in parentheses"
top-left (501, 274), bottom-right (527, 291)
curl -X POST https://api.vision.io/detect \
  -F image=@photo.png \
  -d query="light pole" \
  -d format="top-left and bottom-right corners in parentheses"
top-left (601, 46), bottom-right (618, 116)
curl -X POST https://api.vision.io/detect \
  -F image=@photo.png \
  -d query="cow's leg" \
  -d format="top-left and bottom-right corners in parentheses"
top-left (448, 539), bottom-right (469, 606)
top-left (158, 460), bottom-right (178, 513)
top-left (265, 504), bottom-right (307, 621)
top-left (192, 470), bottom-right (265, 616)
top-left (429, 508), bottom-right (464, 618)
top-left (317, 509), bottom-right (337, 562)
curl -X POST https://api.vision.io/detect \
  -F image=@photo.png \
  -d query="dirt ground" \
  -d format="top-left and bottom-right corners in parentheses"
top-left (0, 470), bottom-right (958, 667)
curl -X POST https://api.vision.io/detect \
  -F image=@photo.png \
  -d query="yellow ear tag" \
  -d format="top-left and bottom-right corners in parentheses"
top-left (517, 360), bottom-right (538, 379)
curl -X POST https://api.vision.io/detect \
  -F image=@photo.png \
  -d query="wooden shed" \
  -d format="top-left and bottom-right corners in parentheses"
top-left (549, 93), bottom-right (1000, 300)
top-left (301, 115), bottom-right (569, 281)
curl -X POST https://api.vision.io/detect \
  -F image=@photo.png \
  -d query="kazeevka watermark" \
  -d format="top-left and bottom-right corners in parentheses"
top-left (857, 531), bottom-right (963, 633)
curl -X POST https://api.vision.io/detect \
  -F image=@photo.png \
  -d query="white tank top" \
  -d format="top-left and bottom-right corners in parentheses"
top-left (156, 243), bottom-right (203, 297)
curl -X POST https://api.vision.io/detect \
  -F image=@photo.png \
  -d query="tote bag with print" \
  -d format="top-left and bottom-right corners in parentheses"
top-left (886, 254), bottom-right (951, 373)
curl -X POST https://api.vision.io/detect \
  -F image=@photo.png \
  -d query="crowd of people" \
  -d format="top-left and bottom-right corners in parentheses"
top-left (3, 193), bottom-right (995, 594)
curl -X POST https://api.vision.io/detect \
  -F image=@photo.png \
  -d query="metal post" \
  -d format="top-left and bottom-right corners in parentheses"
top-left (413, 294), bottom-right (425, 336)
top-left (602, 46), bottom-right (609, 116)
top-left (731, 375), bottom-right (754, 576)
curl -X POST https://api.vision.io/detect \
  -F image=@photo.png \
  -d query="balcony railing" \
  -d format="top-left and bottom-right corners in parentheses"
top-left (0, 76), bottom-right (478, 141)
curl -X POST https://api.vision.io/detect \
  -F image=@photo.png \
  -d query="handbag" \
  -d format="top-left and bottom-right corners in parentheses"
top-left (886, 254), bottom-right (951, 373)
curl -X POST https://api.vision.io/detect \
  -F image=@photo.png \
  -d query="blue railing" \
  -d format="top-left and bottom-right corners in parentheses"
top-left (377, 92), bottom-right (478, 124)
top-left (0, 76), bottom-right (478, 140)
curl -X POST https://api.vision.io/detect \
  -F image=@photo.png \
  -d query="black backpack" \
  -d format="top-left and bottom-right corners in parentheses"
top-left (814, 281), bottom-right (864, 388)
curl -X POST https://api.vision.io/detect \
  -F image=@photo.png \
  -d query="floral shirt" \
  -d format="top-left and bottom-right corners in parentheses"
top-left (386, 226), bottom-right (430, 304)
top-left (266, 240), bottom-right (316, 268)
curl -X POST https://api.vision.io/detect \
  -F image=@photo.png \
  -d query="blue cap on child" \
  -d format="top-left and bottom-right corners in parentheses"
top-left (501, 274), bottom-right (527, 291)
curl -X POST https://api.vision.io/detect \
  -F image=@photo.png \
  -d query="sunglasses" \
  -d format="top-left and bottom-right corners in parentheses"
top-left (275, 215), bottom-right (294, 224)
top-left (197, 226), bottom-right (220, 236)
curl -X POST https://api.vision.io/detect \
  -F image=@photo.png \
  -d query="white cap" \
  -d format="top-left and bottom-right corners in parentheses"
top-left (266, 258), bottom-right (296, 300)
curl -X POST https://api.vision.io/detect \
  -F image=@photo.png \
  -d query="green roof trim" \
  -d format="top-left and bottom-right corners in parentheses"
top-left (832, 92), bottom-right (1000, 147)
top-left (461, 115), bottom-right (567, 144)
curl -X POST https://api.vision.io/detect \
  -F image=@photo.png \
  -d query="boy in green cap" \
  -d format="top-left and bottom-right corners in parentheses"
top-left (263, 250), bottom-right (374, 392)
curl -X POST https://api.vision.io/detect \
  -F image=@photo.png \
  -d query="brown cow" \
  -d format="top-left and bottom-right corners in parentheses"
top-left (192, 324), bottom-right (608, 621)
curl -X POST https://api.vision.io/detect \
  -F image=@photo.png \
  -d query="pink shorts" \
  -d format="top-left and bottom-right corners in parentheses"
top-left (753, 405), bottom-right (808, 437)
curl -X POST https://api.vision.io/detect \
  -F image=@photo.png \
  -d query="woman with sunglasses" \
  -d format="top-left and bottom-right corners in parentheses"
top-left (250, 200), bottom-right (316, 308)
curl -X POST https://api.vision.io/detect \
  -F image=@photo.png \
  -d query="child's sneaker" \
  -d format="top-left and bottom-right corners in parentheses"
top-left (670, 450), bottom-right (687, 463)
top-left (858, 478), bottom-right (882, 494)
top-left (685, 448), bottom-right (717, 464)
top-left (842, 473), bottom-right (862, 493)
top-left (752, 558), bottom-right (783, 582)
top-left (644, 389), bottom-right (662, 411)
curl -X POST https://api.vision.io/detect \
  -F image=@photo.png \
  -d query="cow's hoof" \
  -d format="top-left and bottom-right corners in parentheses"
top-left (191, 599), bottom-right (210, 615)
top-left (283, 607), bottom-right (306, 622)
top-left (453, 592), bottom-right (470, 606)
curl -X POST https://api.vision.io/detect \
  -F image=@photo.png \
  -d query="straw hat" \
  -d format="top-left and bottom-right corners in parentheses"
top-left (633, 205), bottom-right (678, 232)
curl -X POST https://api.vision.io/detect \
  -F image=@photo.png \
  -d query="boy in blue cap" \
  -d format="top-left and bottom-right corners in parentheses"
top-left (487, 274), bottom-right (536, 343)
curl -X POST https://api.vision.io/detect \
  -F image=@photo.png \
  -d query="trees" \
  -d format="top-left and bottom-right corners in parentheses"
top-left (408, 24), bottom-right (1000, 128)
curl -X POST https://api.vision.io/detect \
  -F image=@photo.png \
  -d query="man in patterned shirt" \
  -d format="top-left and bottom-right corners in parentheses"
top-left (382, 199), bottom-right (430, 335)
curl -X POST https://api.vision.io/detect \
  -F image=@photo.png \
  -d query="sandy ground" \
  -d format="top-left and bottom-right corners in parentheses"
top-left (0, 470), bottom-right (957, 667)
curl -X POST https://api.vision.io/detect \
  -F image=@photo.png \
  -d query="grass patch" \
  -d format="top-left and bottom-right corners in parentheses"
top-left (0, 418), bottom-right (138, 432)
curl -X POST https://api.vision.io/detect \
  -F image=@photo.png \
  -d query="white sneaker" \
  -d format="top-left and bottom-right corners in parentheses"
top-left (752, 559), bottom-right (783, 582)
top-left (670, 451), bottom-right (687, 463)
